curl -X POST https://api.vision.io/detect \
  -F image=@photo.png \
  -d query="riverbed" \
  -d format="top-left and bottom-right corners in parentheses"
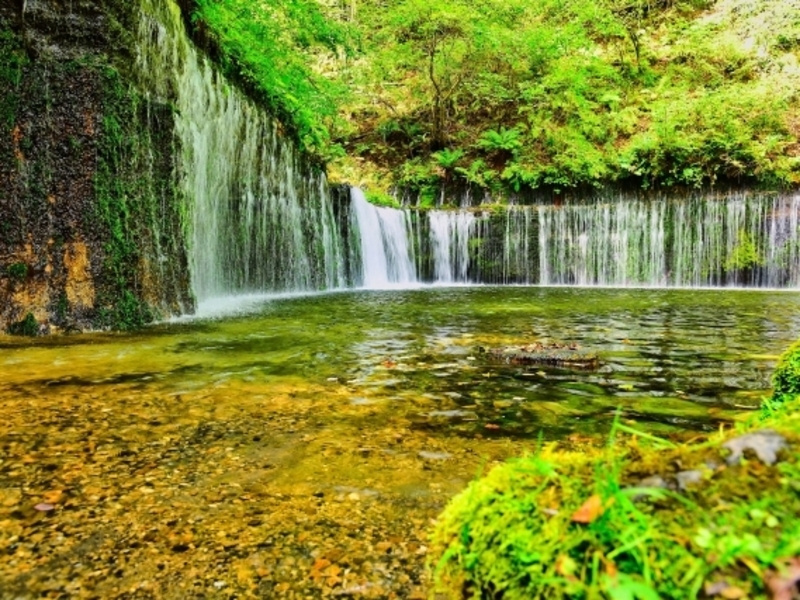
top-left (1, 287), bottom-right (798, 598)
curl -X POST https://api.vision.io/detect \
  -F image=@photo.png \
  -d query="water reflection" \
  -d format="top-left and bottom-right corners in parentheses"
top-left (1, 287), bottom-right (798, 437)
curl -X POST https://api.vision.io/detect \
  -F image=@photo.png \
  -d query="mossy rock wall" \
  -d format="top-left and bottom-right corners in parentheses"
top-left (0, 0), bottom-right (193, 333)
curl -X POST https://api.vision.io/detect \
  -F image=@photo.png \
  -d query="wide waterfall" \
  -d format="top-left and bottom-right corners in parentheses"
top-left (536, 193), bottom-right (800, 287)
top-left (346, 191), bottom-right (800, 288)
top-left (132, 1), bottom-right (800, 299)
top-left (136, 0), bottom-right (346, 302)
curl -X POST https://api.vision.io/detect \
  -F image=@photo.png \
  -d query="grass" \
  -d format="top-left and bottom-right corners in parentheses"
top-left (429, 341), bottom-right (800, 598)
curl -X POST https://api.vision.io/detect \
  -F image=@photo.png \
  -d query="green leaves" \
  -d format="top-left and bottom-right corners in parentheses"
top-left (603, 574), bottom-right (661, 600)
top-left (193, 0), bottom-right (351, 157)
top-left (477, 127), bottom-right (523, 154)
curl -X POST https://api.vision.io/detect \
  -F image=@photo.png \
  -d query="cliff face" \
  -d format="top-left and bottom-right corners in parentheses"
top-left (0, 0), bottom-right (193, 334)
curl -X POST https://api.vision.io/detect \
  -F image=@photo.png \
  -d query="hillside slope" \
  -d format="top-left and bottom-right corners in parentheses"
top-left (194, 0), bottom-right (800, 201)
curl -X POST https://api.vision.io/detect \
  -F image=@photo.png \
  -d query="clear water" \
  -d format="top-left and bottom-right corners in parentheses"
top-left (3, 287), bottom-right (797, 595)
top-left (3, 287), bottom-right (797, 438)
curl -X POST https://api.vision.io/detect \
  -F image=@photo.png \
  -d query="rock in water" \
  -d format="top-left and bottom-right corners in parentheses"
top-left (481, 341), bottom-right (599, 369)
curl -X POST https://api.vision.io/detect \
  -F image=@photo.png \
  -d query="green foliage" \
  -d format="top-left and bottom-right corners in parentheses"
top-left (476, 127), bottom-right (523, 154)
top-left (432, 148), bottom-right (464, 170)
top-left (6, 263), bottom-right (28, 281)
top-left (430, 398), bottom-right (800, 599)
top-left (725, 230), bottom-right (764, 272)
top-left (329, 0), bottom-right (800, 195)
top-left (772, 340), bottom-right (800, 404)
top-left (193, 0), bottom-right (352, 157)
top-left (193, 0), bottom-right (800, 193)
top-left (7, 313), bottom-right (39, 337)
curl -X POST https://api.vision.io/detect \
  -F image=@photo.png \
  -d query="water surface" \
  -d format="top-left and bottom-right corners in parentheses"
top-left (1, 287), bottom-right (798, 597)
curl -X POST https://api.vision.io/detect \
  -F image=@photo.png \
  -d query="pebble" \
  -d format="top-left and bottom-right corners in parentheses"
top-left (676, 470), bottom-right (703, 490)
top-left (418, 451), bottom-right (453, 461)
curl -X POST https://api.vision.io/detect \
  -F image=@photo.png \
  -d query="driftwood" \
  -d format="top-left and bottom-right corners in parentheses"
top-left (480, 342), bottom-right (600, 369)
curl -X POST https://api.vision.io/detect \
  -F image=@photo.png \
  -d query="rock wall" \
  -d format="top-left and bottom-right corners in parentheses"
top-left (0, 0), bottom-right (193, 333)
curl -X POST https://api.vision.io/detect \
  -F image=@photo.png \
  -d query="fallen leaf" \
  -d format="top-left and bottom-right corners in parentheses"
top-left (555, 554), bottom-right (577, 577)
top-left (43, 490), bottom-right (64, 504)
top-left (765, 557), bottom-right (800, 600)
top-left (604, 559), bottom-right (618, 578)
top-left (571, 494), bottom-right (603, 524)
top-left (720, 586), bottom-right (747, 599)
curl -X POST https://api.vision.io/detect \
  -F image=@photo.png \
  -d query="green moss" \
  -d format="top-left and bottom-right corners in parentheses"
top-left (430, 345), bottom-right (800, 599)
top-left (6, 262), bottom-right (28, 281)
top-left (92, 66), bottom-right (167, 330)
top-left (772, 340), bottom-right (800, 404)
top-left (0, 27), bottom-right (26, 127)
top-left (364, 189), bottom-right (401, 209)
top-left (7, 313), bottom-right (39, 337)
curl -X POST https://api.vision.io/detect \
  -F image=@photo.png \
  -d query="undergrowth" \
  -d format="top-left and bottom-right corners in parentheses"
top-left (194, 0), bottom-right (800, 197)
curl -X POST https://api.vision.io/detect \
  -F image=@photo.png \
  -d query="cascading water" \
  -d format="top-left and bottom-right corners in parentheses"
top-left (419, 192), bottom-right (800, 288)
top-left (132, 1), bottom-right (800, 298)
top-left (428, 211), bottom-right (475, 283)
top-left (136, 0), bottom-right (346, 303)
top-left (537, 193), bottom-right (800, 287)
top-left (349, 188), bottom-right (417, 287)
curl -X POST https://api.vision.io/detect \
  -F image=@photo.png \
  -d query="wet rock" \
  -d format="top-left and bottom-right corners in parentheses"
top-left (481, 342), bottom-right (600, 369)
top-left (426, 410), bottom-right (477, 420)
top-left (722, 429), bottom-right (787, 466)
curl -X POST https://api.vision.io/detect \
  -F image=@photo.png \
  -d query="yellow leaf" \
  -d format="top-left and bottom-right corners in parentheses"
top-left (571, 494), bottom-right (603, 524)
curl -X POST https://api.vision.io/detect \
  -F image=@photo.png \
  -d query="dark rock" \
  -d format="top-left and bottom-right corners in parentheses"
top-left (0, 0), bottom-right (193, 332)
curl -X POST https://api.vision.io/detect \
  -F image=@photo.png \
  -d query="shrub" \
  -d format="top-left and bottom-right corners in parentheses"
top-left (772, 340), bottom-right (800, 403)
top-left (7, 312), bottom-right (39, 336)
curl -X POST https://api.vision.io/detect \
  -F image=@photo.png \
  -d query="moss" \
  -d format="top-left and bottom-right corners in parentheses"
top-left (0, 27), bottom-right (26, 128)
top-left (772, 340), bottom-right (800, 404)
top-left (364, 189), bottom-right (401, 209)
top-left (92, 65), bottom-right (182, 330)
top-left (430, 344), bottom-right (800, 599)
top-left (6, 262), bottom-right (28, 281)
top-left (7, 313), bottom-right (39, 337)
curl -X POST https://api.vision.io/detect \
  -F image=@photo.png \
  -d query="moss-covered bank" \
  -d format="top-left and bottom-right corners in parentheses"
top-left (430, 342), bottom-right (800, 599)
top-left (0, 2), bottom-right (192, 333)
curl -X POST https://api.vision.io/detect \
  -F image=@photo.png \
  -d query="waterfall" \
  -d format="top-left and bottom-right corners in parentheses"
top-left (349, 188), bottom-right (417, 287)
top-left (132, 1), bottom-right (800, 299)
top-left (136, 0), bottom-right (346, 303)
top-left (429, 211), bottom-right (475, 283)
top-left (537, 193), bottom-right (800, 287)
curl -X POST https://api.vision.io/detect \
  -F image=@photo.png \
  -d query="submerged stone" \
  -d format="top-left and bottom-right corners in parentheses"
top-left (481, 342), bottom-right (600, 369)
top-left (676, 469), bottom-right (704, 490)
top-left (418, 451), bottom-right (453, 461)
